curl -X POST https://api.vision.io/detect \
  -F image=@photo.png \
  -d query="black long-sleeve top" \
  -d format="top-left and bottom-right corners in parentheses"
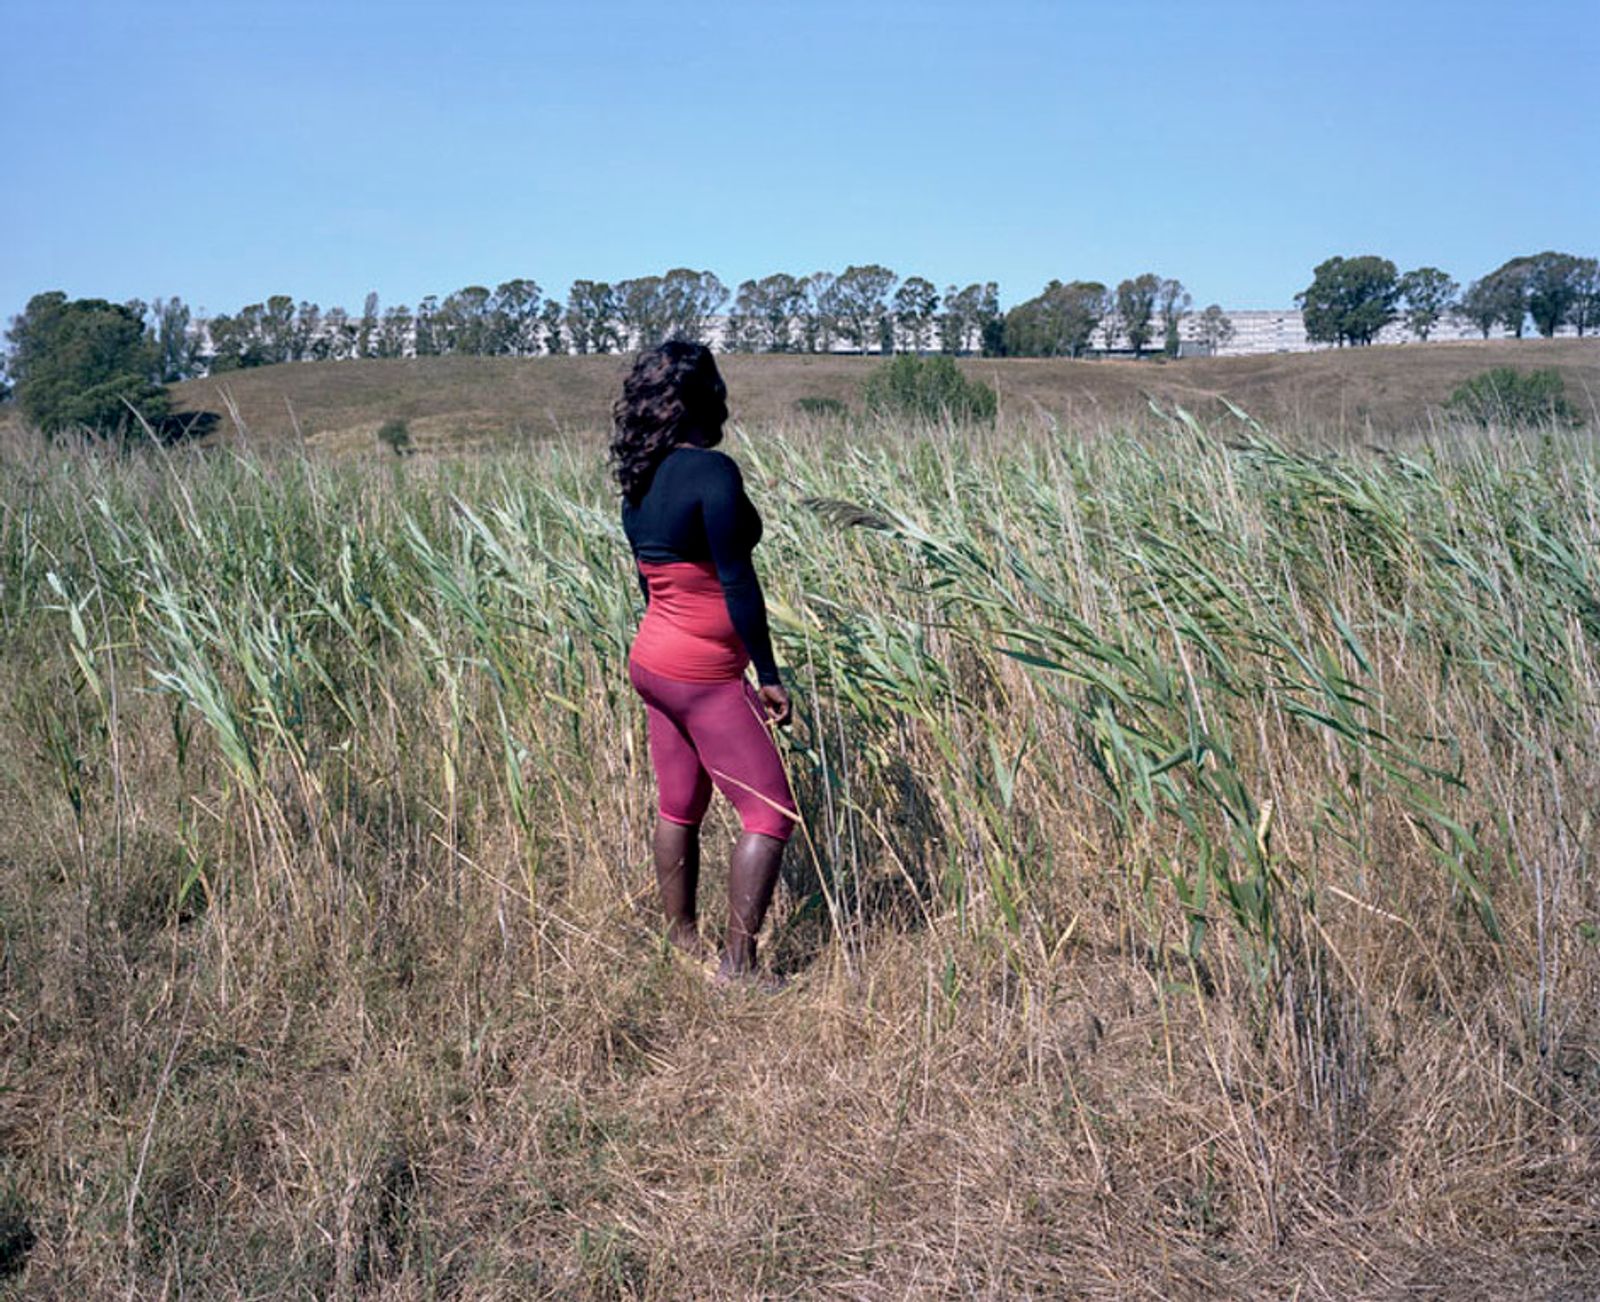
top-left (622, 447), bottom-right (782, 685)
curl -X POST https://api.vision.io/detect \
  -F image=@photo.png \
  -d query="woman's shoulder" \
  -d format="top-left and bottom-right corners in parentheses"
top-left (663, 446), bottom-right (742, 483)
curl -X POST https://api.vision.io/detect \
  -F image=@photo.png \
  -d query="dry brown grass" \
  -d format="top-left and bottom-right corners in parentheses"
top-left (166, 338), bottom-right (1600, 449)
top-left (1, 411), bottom-right (1597, 1298)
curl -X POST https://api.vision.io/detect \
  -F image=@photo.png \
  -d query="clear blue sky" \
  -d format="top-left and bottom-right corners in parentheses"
top-left (4, 0), bottom-right (1596, 326)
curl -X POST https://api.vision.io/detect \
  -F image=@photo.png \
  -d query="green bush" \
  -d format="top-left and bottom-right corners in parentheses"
top-left (861, 354), bottom-right (997, 425)
top-left (377, 418), bottom-right (413, 455)
top-left (793, 396), bottom-right (848, 419)
top-left (1446, 367), bottom-right (1580, 428)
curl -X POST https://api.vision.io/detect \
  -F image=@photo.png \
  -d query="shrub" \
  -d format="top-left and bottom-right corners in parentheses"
top-left (1446, 367), bottom-right (1580, 428)
top-left (377, 418), bottom-right (413, 455)
top-left (861, 354), bottom-right (997, 425)
top-left (793, 396), bottom-right (848, 419)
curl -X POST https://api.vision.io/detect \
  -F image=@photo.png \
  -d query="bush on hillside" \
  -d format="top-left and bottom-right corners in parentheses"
top-left (1446, 367), bottom-right (1580, 428)
top-left (861, 354), bottom-right (996, 425)
top-left (377, 418), bottom-right (413, 455)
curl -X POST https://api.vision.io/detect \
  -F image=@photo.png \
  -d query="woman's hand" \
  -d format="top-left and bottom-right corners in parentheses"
top-left (758, 683), bottom-right (793, 728)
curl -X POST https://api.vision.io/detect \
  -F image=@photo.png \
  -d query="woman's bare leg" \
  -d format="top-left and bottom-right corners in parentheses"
top-left (721, 831), bottom-right (785, 976)
top-left (652, 819), bottom-right (707, 956)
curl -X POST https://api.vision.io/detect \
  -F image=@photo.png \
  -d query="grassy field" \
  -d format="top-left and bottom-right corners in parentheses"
top-left (2, 396), bottom-right (1599, 1296)
top-left (162, 338), bottom-right (1600, 452)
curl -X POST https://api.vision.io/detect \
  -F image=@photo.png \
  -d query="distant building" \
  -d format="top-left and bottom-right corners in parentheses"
top-left (1182, 309), bottom-right (1585, 357)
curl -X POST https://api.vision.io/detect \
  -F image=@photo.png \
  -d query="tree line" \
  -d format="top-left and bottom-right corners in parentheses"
top-left (1297, 251), bottom-right (1600, 347)
top-left (193, 267), bottom-right (1013, 374)
top-left (3, 250), bottom-right (1593, 437)
top-left (2, 264), bottom-right (1195, 398)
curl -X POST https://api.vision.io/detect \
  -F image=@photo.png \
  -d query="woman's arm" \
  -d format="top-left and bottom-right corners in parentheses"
top-left (698, 456), bottom-right (782, 688)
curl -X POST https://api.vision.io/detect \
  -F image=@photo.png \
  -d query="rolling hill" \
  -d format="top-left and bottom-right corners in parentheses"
top-left (154, 336), bottom-right (1600, 453)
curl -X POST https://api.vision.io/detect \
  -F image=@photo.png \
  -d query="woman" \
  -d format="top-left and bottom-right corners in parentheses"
top-left (612, 340), bottom-right (798, 983)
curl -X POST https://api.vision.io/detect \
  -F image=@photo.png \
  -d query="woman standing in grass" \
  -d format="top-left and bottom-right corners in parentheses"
top-left (612, 340), bottom-right (797, 983)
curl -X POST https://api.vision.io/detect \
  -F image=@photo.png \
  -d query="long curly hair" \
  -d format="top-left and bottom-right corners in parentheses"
top-left (610, 340), bottom-right (728, 503)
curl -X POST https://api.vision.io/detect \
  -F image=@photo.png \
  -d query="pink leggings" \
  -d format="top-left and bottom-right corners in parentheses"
top-left (629, 660), bottom-right (798, 841)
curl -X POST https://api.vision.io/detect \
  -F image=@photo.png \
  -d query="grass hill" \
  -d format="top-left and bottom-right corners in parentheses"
top-left (165, 338), bottom-right (1600, 453)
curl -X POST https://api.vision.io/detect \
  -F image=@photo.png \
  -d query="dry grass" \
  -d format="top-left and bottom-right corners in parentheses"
top-left (1, 405), bottom-right (1598, 1298)
top-left (165, 339), bottom-right (1600, 450)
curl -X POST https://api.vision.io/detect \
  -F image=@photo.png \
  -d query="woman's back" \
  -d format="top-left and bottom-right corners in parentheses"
top-left (623, 446), bottom-right (778, 686)
top-left (622, 446), bottom-right (762, 565)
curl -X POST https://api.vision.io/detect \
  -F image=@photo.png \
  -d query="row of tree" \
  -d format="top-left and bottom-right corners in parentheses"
top-left (191, 267), bottom-right (1013, 375)
top-left (1298, 252), bottom-right (1600, 347)
top-left (6, 250), bottom-right (1593, 435)
top-left (12, 266), bottom-right (1194, 387)
top-left (159, 249), bottom-right (1600, 381)
top-left (0, 269), bottom-right (1211, 434)
top-left (1000, 276), bottom-right (1229, 359)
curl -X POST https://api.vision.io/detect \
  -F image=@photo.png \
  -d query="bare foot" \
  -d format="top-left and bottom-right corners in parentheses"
top-left (713, 958), bottom-right (788, 993)
top-left (667, 924), bottom-right (714, 963)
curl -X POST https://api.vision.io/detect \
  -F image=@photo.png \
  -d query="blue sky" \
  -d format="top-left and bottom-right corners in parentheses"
top-left (4, 0), bottom-right (1596, 326)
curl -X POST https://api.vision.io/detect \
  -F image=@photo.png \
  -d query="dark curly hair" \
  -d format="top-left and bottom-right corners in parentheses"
top-left (610, 340), bottom-right (729, 503)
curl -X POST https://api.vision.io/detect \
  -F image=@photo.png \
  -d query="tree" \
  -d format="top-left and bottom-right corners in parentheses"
top-left (1470, 259), bottom-right (1533, 337)
top-left (660, 269), bottom-right (728, 344)
top-left (832, 264), bottom-right (898, 353)
top-left (5, 292), bottom-right (169, 436)
top-left (321, 306), bottom-right (356, 360)
top-left (1001, 280), bottom-right (1106, 357)
top-left (1158, 278), bottom-right (1191, 356)
top-left (1115, 273), bottom-right (1161, 356)
top-left (762, 274), bottom-right (809, 352)
top-left (1097, 292), bottom-right (1121, 353)
top-left (414, 296), bottom-right (440, 356)
top-left (1196, 304), bottom-right (1235, 355)
top-left (293, 301), bottom-right (322, 361)
top-left (538, 299), bottom-right (565, 355)
top-left (1457, 278), bottom-right (1502, 339)
top-left (729, 274), bottom-right (806, 352)
top-left (377, 304), bottom-right (412, 358)
top-left (492, 279), bottom-right (542, 355)
top-left (800, 272), bottom-right (837, 353)
top-left (975, 283), bottom-right (1003, 357)
top-left (1568, 257), bottom-right (1600, 337)
top-left (357, 291), bottom-right (380, 358)
top-left (207, 306), bottom-right (270, 371)
top-left (938, 282), bottom-right (999, 356)
top-left (262, 295), bottom-right (296, 364)
top-left (1296, 255), bottom-right (1399, 346)
top-left (939, 284), bottom-right (976, 354)
top-left (892, 277), bottom-right (939, 353)
top-left (232, 303), bottom-right (270, 363)
top-left (437, 285), bottom-right (493, 354)
top-left (205, 314), bottom-right (239, 370)
top-left (722, 289), bottom-right (760, 354)
top-left (565, 281), bottom-right (619, 354)
top-left (615, 275), bottom-right (669, 350)
top-left (152, 297), bottom-right (201, 381)
top-left (1524, 252), bottom-right (1583, 338)
top-left (1397, 267), bottom-right (1458, 341)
